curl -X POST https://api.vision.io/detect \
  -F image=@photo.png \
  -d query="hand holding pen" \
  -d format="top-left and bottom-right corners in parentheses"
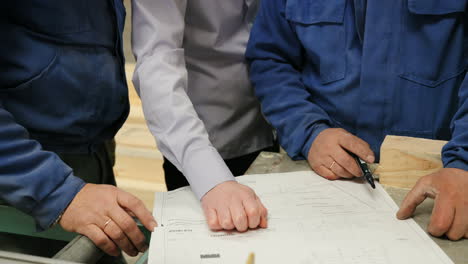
top-left (306, 128), bottom-right (375, 181)
top-left (348, 152), bottom-right (376, 188)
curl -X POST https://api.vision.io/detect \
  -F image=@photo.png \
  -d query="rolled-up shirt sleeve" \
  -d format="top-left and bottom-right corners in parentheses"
top-left (131, 0), bottom-right (235, 199)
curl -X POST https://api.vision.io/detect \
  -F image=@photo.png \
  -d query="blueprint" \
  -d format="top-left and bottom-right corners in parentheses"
top-left (149, 171), bottom-right (453, 264)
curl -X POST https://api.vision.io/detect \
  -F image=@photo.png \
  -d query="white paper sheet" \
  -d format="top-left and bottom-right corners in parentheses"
top-left (149, 171), bottom-right (453, 264)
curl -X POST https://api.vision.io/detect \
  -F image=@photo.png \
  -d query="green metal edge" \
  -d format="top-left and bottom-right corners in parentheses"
top-left (135, 251), bottom-right (149, 264)
top-left (136, 221), bottom-right (151, 264)
top-left (0, 205), bottom-right (77, 242)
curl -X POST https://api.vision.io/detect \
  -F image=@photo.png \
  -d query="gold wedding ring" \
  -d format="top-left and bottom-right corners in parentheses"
top-left (104, 218), bottom-right (112, 228)
top-left (329, 161), bottom-right (336, 170)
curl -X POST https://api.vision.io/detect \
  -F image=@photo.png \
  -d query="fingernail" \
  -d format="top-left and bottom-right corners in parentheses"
top-left (396, 210), bottom-right (405, 220)
top-left (151, 221), bottom-right (158, 230)
top-left (366, 155), bottom-right (375, 163)
top-left (396, 212), bottom-right (402, 220)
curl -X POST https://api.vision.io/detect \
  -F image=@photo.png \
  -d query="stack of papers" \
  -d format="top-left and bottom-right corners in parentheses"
top-left (149, 171), bottom-right (453, 264)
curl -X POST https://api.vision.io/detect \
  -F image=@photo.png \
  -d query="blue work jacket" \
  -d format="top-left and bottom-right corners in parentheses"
top-left (0, 0), bottom-right (128, 230)
top-left (246, 0), bottom-right (468, 170)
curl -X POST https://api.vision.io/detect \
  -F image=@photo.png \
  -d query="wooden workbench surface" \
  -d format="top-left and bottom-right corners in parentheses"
top-left (246, 151), bottom-right (468, 264)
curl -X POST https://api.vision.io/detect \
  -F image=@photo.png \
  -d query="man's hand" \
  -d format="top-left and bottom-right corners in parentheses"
top-left (201, 181), bottom-right (268, 232)
top-left (397, 168), bottom-right (468, 240)
top-left (307, 128), bottom-right (375, 180)
top-left (60, 184), bottom-right (158, 257)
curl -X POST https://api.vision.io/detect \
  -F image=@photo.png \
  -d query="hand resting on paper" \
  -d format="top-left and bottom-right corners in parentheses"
top-left (397, 168), bottom-right (468, 241)
top-left (201, 181), bottom-right (268, 232)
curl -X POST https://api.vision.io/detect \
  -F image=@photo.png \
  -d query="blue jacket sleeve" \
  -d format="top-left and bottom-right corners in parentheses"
top-left (0, 100), bottom-right (85, 230)
top-left (442, 72), bottom-right (468, 171)
top-left (246, 0), bottom-right (333, 160)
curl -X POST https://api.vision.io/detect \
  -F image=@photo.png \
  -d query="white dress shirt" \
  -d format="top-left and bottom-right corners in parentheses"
top-left (131, 0), bottom-right (273, 199)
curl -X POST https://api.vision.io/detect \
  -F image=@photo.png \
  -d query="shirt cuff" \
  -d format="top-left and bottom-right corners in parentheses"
top-left (31, 174), bottom-right (86, 231)
top-left (299, 123), bottom-right (331, 160)
top-left (444, 159), bottom-right (468, 171)
top-left (181, 147), bottom-right (236, 200)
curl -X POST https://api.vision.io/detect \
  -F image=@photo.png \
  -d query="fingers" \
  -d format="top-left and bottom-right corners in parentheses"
top-left (81, 225), bottom-right (119, 256)
top-left (396, 169), bottom-right (468, 240)
top-left (314, 165), bottom-right (340, 180)
top-left (332, 149), bottom-right (362, 177)
top-left (428, 194), bottom-right (455, 238)
top-left (445, 206), bottom-right (468, 241)
top-left (324, 155), bottom-right (355, 178)
top-left (204, 208), bottom-right (222, 231)
top-left (108, 207), bottom-right (148, 253)
top-left (307, 128), bottom-right (373, 180)
top-left (230, 200), bottom-right (248, 232)
top-left (217, 207), bottom-right (235, 230)
top-left (204, 191), bottom-right (267, 232)
top-left (396, 180), bottom-right (431, 220)
top-left (103, 220), bottom-right (139, 256)
top-left (201, 182), bottom-right (269, 232)
top-left (243, 196), bottom-right (261, 229)
top-left (339, 133), bottom-right (375, 163)
top-left (117, 190), bottom-right (158, 231)
top-left (257, 196), bottom-right (268, 228)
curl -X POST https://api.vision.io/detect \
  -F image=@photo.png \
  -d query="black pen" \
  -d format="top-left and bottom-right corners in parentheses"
top-left (348, 152), bottom-right (375, 189)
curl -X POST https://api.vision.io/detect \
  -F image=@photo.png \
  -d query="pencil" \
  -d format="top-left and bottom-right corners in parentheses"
top-left (246, 252), bottom-right (255, 264)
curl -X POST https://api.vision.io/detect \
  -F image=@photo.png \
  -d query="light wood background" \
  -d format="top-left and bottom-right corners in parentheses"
top-left (114, 64), bottom-right (167, 212)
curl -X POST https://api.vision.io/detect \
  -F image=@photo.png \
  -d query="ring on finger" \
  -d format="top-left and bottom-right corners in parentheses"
top-left (329, 161), bottom-right (336, 170)
top-left (104, 218), bottom-right (112, 228)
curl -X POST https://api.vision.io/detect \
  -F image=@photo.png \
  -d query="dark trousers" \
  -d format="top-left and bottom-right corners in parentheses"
top-left (57, 140), bottom-right (117, 186)
top-left (163, 146), bottom-right (278, 191)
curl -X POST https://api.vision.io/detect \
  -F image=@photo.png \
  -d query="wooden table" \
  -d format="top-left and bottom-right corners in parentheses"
top-left (245, 151), bottom-right (468, 264)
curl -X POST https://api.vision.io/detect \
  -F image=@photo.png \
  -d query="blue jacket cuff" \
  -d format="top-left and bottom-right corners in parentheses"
top-left (31, 174), bottom-right (86, 231)
top-left (444, 159), bottom-right (468, 171)
top-left (297, 123), bottom-right (330, 161)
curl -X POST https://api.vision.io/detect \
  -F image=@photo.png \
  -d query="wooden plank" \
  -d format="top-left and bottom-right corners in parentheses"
top-left (114, 148), bottom-right (164, 182)
top-left (125, 63), bottom-right (142, 107)
top-left (115, 123), bottom-right (157, 150)
top-left (374, 135), bottom-right (447, 189)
